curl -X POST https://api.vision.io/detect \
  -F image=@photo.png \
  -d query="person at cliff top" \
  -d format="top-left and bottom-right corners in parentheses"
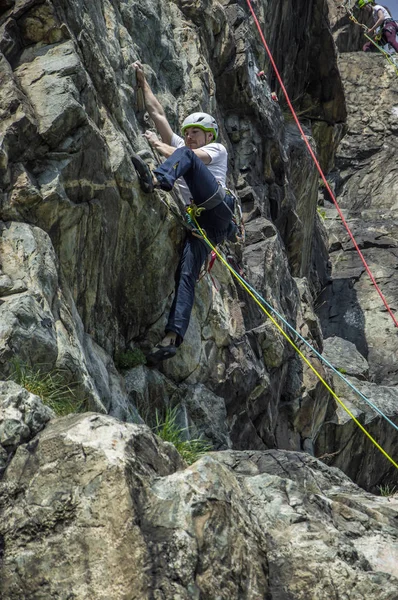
top-left (357, 0), bottom-right (398, 53)
top-left (132, 61), bottom-right (237, 364)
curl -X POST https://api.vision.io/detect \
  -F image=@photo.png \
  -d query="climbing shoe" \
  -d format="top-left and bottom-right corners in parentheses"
top-left (131, 154), bottom-right (155, 193)
top-left (146, 343), bottom-right (177, 366)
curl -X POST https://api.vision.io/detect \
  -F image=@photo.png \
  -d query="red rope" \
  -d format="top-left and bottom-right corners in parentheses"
top-left (245, 0), bottom-right (398, 328)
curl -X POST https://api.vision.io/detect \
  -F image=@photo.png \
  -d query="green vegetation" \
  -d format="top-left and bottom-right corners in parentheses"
top-left (377, 484), bottom-right (397, 497)
top-left (115, 348), bottom-right (147, 369)
top-left (154, 405), bottom-right (212, 465)
top-left (317, 207), bottom-right (327, 221)
top-left (9, 359), bottom-right (81, 416)
top-left (337, 367), bottom-right (347, 375)
top-left (9, 358), bottom-right (210, 464)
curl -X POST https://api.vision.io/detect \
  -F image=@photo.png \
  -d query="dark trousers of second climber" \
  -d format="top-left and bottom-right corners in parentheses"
top-left (363, 21), bottom-right (398, 52)
top-left (153, 147), bottom-right (233, 346)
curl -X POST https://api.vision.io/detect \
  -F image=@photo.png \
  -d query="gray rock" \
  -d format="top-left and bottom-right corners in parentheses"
top-left (124, 364), bottom-right (174, 424)
top-left (0, 220), bottom-right (130, 416)
top-left (313, 49), bottom-right (398, 488)
top-left (315, 374), bottom-right (398, 491)
top-left (0, 380), bottom-right (54, 471)
top-left (179, 383), bottom-right (232, 450)
top-left (317, 52), bottom-right (398, 386)
top-left (1, 415), bottom-right (397, 599)
top-left (323, 335), bottom-right (369, 379)
top-left (125, 368), bottom-right (231, 448)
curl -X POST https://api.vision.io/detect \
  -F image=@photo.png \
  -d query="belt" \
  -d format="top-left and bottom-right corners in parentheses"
top-left (196, 184), bottom-right (226, 211)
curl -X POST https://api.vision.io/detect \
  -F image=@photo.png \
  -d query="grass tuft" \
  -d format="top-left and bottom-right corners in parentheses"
top-left (154, 405), bottom-right (212, 465)
top-left (377, 484), bottom-right (397, 497)
top-left (9, 359), bottom-right (81, 416)
top-left (115, 349), bottom-right (147, 370)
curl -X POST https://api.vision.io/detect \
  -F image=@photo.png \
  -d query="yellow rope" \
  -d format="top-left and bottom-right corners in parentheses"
top-left (193, 217), bottom-right (398, 471)
top-left (186, 204), bottom-right (205, 219)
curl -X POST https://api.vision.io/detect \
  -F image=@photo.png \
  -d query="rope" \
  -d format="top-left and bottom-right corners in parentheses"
top-left (362, 31), bottom-right (398, 72)
top-left (244, 0), bottom-right (398, 328)
top-left (231, 267), bottom-right (398, 434)
top-left (186, 204), bottom-right (205, 219)
top-left (192, 215), bottom-right (398, 471)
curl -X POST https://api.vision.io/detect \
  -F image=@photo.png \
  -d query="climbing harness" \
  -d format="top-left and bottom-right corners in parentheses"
top-left (186, 203), bottom-right (208, 239)
top-left (344, 0), bottom-right (398, 74)
top-left (192, 214), bottom-right (398, 471)
top-left (245, 0), bottom-right (398, 329)
top-left (148, 192), bottom-right (232, 288)
top-left (186, 201), bottom-right (245, 283)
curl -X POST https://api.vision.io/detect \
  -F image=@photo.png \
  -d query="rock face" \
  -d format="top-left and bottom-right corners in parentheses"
top-left (1, 0), bottom-right (398, 595)
top-left (1, 414), bottom-right (398, 599)
top-left (0, 0), bottom-right (396, 480)
top-left (315, 0), bottom-right (398, 474)
top-left (313, 48), bottom-right (398, 489)
top-left (0, 0), bottom-right (343, 458)
top-left (0, 220), bottom-right (130, 417)
top-left (322, 336), bottom-right (369, 379)
top-left (317, 52), bottom-right (398, 382)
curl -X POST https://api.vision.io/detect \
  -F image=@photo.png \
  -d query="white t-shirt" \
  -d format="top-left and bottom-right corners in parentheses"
top-left (171, 133), bottom-right (228, 205)
top-left (372, 5), bottom-right (392, 31)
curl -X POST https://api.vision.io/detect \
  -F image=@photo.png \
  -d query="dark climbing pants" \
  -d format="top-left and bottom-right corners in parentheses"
top-left (154, 147), bottom-right (234, 344)
top-left (154, 146), bottom-right (222, 205)
top-left (363, 21), bottom-right (398, 52)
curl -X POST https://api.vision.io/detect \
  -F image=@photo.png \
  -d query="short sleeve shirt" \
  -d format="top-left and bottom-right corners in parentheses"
top-left (171, 133), bottom-right (228, 205)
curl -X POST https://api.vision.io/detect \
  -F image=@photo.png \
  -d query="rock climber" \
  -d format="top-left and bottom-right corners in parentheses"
top-left (357, 0), bottom-right (398, 53)
top-left (131, 61), bottom-right (238, 364)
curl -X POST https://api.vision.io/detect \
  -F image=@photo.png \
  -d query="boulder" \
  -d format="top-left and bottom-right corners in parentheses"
top-left (1, 414), bottom-right (397, 599)
top-left (0, 380), bottom-right (54, 475)
top-left (323, 336), bottom-right (369, 379)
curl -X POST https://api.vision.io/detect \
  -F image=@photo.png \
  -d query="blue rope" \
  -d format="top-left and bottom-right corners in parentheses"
top-left (226, 258), bottom-right (398, 434)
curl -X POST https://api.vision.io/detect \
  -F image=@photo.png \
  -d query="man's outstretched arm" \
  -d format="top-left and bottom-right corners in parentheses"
top-left (133, 61), bottom-right (174, 145)
top-left (368, 9), bottom-right (385, 34)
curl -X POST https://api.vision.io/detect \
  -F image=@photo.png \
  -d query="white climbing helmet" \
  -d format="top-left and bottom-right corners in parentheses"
top-left (181, 112), bottom-right (218, 141)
